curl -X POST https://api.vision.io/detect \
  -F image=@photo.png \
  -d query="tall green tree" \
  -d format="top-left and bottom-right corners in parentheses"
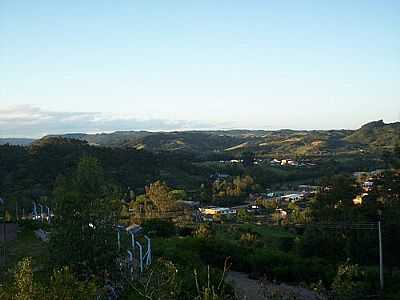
top-left (312, 175), bottom-right (360, 221)
top-left (50, 157), bottom-right (120, 279)
top-left (241, 151), bottom-right (255, 167)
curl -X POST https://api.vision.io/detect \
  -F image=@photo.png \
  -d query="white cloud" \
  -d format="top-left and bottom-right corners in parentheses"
top-left (0, 105), bottom-right (217, 138)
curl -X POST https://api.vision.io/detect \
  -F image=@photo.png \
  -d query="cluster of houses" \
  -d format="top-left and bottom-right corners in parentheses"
top-left (250, 185), bottom-right (320, 204)
top-left (218, 159), bottom-right (243, 164)
top-left (270, 158), bottom-right (298, 166)
top-left (352, 169), bottom-right (385, 205)
top-left (269, 158), bottom-right (317, 167)
top-left (198, 206), bottom-right (237, 221)
top-left (197, 184), bottom-right (320, 222)
top-left (215, 157), bottom-right (318, 168)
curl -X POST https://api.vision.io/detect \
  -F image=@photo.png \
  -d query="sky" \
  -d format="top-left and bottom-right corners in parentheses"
top-left (1, 1), bottom-right (399, 137)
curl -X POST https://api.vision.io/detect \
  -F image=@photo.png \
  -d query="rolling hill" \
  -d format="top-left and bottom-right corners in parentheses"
top-left (22, 120), bottom-right (400, 156)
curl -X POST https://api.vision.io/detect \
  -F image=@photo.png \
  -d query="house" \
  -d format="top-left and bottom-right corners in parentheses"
top-left (199, 206), bottom-right (236, 216)
top-left (287, 160), bottom-right (299, 166)
top-left (353, 169), bottom-right (385, 179)
top-left (270, 159), bottom-right (281, 165)
top-left (229, 159), bottom-right (242, 163)
top-left (362, 181), bottom-right (374, 191)
top-left (281, 159), bottom-right (288, 166)
top-left (280, 193), bottom-right (304, 202)
top-left (266, 191), bottom-right (285, 198)
top-left (280, 159), bottom-right (298, 166)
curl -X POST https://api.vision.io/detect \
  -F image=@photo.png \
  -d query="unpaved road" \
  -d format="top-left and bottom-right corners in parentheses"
top-left (226, 271), bottom-right (321, 300)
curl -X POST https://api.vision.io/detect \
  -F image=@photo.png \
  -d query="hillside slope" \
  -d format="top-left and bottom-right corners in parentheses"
top-left (37, 120), bottom-right (399, 156)
top-left (345, 120), bottom-right (400, 148)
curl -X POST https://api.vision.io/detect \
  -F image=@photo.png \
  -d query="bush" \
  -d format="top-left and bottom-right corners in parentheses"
top-left (195, 224), bottom-right (214, 239)
top-left (239, 232), bottom-right (258, 246)
top-left (177, 226), bottom-right (194, 237)
top-left (331, 260), bottom-right (369, 300)
top-left (299, 226), bottom-right (345, 261)
top-left (277, 236), bottom-right (295, 252)
top-left (18, 219), bottom-right (50, 231)
top-left (0, 257), bottom-right (98, 300)
top-left (142, 219), bottom-right (176, 237)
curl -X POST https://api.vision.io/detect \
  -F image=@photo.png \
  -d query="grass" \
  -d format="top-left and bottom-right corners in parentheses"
top-left (214, 223), bottom-right (297, 250)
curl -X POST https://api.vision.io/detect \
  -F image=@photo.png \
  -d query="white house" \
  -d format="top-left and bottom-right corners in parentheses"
top-left (280, 193), bottom-right (304, 202)
top-left (199, 206), bottom-right (236, 216)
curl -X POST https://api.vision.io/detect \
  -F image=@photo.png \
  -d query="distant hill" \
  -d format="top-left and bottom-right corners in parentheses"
top-left (36, 120), bottom-right (400, 156)
top-left (345, 120), bottom-right (400, 148)
top-left (0, 138), bottom-right (34, 146)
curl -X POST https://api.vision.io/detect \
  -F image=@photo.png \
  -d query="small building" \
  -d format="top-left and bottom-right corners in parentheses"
top-left (362, 181), bottom-right (374, 191)
top-left (199, 206), bottom-right (236, 216)
top-left (280, 193), bottom-right (304, 202)
top-left (229, 159), bottom-right (242, 163)
top-left (270, 159), bottom-right (281, 165)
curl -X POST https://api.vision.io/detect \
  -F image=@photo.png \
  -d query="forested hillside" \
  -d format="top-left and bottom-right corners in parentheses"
top-left (0, 138), bottom-right (158, 208)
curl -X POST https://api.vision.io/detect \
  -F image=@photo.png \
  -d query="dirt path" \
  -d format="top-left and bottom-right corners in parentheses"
top-left (226, 271), bottom-right (264, 300)
top-left (226, 271), bottom-right (321, 300)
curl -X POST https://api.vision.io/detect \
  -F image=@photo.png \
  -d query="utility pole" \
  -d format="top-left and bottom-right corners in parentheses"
top-left (378, 209), bottom-right (384, 290)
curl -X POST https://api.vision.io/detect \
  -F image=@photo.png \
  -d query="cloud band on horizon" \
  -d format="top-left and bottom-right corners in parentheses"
top-left (0, 105), bottom-right (218, 138)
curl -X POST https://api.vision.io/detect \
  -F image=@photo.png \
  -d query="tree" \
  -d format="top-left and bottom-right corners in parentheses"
top-left (169, 189), bottom-right (187, 201)
top-left (4, 209), bottom-right (12, 222)
top-left (145, 181), bottom-right (178, 214)
top-left (1, 257), bottom-right (98, 300)
top-left (127, 258), bottom-right (181, 300)
top-left (395, 143), bottom-right (400, 159)
top-left (14, 257), bottom-right (33, 300)
top-left (50, 157), bottom-right (120, 279)
top-left (312, 175), bottom-right (359, 222)
top-left (47, 266), bottom-right (98, 299)
top-left (394, 143), bottom-right (400, 168)
top-left (241, 151), bottom-right (255, 167)
top-left (200, 183), bottom-right (213, 204)
top-left (331, 261), bottom-right (367, 300)
top-left (381, 150), bottom-right (393, 169)
top-left (195, 223), bottom-right (213, 239)
top-left (237, 208), bottom-right (251, 222)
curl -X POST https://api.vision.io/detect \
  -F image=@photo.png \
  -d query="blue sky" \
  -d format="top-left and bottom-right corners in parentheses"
top-left (1, 1), bottom-right (399, 137)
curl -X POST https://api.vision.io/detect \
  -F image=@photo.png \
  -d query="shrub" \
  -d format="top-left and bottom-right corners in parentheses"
top-left (195, 224), bottom-right (213, 239)
top-left (331, 260), bottom-right (368, 300)
top-left (239, 232), bottom-right (258, 246)
top-left (277, 236), bottom-right (295, 252)
top-left (142, 219), bottom-right (176, 237)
